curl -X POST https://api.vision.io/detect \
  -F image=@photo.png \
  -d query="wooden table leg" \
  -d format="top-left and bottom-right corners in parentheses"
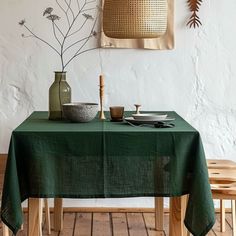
top-left (169, 195), bottom-right (188, 236)
top-left (2, 223), bottom-right (9, 236)
top-left (54, 198), bottom-right (63, 231)
top-left (44, 199), bottom-right (51, 234)
top-left (28, 198), bottom-right (42, 236)
top-left (155, 197), bottom-right (164, 230)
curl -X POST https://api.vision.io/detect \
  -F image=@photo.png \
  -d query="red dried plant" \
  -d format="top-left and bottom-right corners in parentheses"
top-left (187, 0), bottom-right (202, 28)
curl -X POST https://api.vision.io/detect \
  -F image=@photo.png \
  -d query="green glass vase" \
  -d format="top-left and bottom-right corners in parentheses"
top-left (49, 72), bottom-right (71, 120)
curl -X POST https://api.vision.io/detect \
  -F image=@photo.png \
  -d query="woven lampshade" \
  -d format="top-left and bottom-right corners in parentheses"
top-left (103, 0), bottom-right (168, 39)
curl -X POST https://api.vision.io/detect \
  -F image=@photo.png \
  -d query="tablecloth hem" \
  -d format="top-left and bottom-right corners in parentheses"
top-left (1, 214), bottom-right (21, 235)
top-left (23, 191), bottom-right (190, 199)
top-left (184, 218), bottom-right (216, 236)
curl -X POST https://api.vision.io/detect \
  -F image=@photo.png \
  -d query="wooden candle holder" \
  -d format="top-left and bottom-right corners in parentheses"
top-left (99, 75), bottom-right (106, 120)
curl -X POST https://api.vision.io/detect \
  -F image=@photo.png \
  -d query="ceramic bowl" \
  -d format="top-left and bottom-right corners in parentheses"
top-left (62, 102), bottom-right (98, 123)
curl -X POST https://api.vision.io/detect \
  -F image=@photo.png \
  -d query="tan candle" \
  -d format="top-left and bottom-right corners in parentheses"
top-left (99, 75), bottom-right (106, 120)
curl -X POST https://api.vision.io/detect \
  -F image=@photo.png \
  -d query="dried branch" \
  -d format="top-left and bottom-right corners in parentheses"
top-left (76, 0), bottom-right (80, 10)
top-left (54, 22), bottom-right (65, 37)
top-left (63, 32), bottom-right (97, 53)
top-left (70, 47), bottom-right (98, 59)
top-left (22, 24), bottom-right (61, 56)
top-left (81, 7), bottom-right (97, 12)
top-left (52, 22), bottom-right (62, 46)
top-left (187, 0), bottom-right (202, 28)
top-left (68, 18), bottom-right (88, 37)
top-left (19, 0), bottom-right (99, 71)
top-left (86, 0), bottom-right (97, 4)
top-left (64, 0), bottom-right (75, 20)
top-left (58, 1), bottom-right (89, 70)
top-left (64, 14), bottom-right (98, 69)
top-left (43, 7), bottom-right (64, 37)
top-left (56, 0), bottom-right (71, 26)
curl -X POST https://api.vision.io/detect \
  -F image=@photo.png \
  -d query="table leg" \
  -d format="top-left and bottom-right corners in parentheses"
top-left (169, 195), bottom-right (188, 236)
top-left (2, 223), bottom-right (9, 236)
top-left (44, 199), bottom-right (51, 234)
top-left (155, 197), bottom-right (164, 230)
top-left (54, 198), bottom-right (63, 231)
top-left (28, 198), bottom-right (42, 236)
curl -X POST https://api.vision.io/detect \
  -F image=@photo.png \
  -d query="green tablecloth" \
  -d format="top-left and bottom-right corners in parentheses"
top-left (1, 111), bottom-right (215, 235)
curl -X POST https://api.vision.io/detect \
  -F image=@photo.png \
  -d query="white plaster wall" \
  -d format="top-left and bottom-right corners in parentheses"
top-left (1, 0), bottom-right (236, 208)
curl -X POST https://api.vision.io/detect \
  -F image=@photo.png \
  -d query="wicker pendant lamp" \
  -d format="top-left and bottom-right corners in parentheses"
top-left (103, 0), bottom-right (168, 39)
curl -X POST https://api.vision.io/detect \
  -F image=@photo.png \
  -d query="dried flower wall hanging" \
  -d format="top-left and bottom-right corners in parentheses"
top-left (187, 0), bottom-right (202, 28)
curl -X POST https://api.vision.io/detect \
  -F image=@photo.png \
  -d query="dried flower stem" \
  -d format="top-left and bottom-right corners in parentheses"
top-left (54, 22), bottom-right (65, 37)
top-left (20, 0), bottom-right (99, 71)
top-left (56, 0), bottom-right (71, 26)
top-left (23, 25), bottom-right (61, 56)
top-left (86, 0), bottom-right (97, 4)
top-left (67, 18), bottom-right (88, 37)
top-left (64, 31), bottom-right (100, 53)
top-left (59, 0), bottom-right (89, 70)
top-left (64, 13), bottom-right (98, 69)
top-left (52, 21), bottom-right (62, 46)
top-left (81, 7), bottom-right (97, 12)
top-left (73, 47), bottom-right (98, 58)
top-left (64, 0), bottom-right (75, 20)
top-left (76, 0), bottom-right (80, 10)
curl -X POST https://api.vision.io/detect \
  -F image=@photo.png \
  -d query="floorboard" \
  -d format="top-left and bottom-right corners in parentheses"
top-left (112, 213), bottom-right (129, 236)
top-left (74, 213), bottom-right (93, 236)
top-left (92, 213), bottom-right (112, 236)
top-left (212, 214), bottom-right (232, 236)
top-left (126, 212), bottom-right (148, 236)
top-left (143, 213), bottom-right (165, 236)
top-left (0, 212), bottom-right (232, 235)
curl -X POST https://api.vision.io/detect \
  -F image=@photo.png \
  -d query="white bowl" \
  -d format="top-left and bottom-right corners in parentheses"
top-left (132, 113), bottom-right (167, 121)
top-left (62, 102), bottom-right (98, 123)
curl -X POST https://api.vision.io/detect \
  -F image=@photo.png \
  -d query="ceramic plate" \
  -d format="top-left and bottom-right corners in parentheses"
top-left (132, 113), bottom-right (167, 121)
top-left (125, 117), bottom-right (175, 125)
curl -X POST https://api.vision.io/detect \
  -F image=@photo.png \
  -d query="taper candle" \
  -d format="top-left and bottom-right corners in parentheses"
top-left (99, 75), bottom-right (106, 120)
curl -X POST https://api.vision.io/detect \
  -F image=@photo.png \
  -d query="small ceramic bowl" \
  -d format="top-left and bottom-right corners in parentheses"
top-left (62, 102), bottom-right (98, 123)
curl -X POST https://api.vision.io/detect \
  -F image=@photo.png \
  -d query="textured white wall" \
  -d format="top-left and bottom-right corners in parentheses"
top-left (1, 0), bottom-right (236, 208)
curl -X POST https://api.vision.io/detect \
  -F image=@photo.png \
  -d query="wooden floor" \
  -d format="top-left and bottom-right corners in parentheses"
top-left (0, 212), bottom-right (234, 236)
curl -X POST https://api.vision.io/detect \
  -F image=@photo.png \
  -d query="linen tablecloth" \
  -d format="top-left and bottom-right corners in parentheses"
top-left (1, 111), bottom-right (215, 235)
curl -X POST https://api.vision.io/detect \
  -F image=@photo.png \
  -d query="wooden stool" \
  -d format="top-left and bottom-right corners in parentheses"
top-left (208, 160), bottom-right (236, 234)
top-left (209, 168), bottom-right (236, 182)
top-left (207, 159), bottom-right (236, 169)
top-left (211, 182), bottom-right (236, 236)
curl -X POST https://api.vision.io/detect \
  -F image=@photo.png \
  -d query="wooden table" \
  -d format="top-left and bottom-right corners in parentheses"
top-left (1, 111), bottom-right (215, 236)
